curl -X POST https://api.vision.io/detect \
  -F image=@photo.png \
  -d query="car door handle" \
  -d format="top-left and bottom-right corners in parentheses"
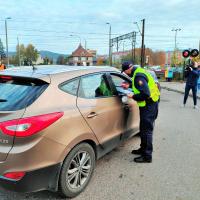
top-left (87, 112), bottom-right (97, 118)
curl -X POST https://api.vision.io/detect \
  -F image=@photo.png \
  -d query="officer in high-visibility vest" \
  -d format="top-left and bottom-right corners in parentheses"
top-left (0, 64), bottom-right (5, 70)
top-left (121, 62), bottom-right (160, 163)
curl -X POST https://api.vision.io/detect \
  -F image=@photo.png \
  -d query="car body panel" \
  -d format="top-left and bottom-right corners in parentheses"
top-left (107, 72), bottom-right (140, 136)
top-left (77, 96), bottom-right (124, 146)
top-left (0, 65), bottom-right (139, 193)
top-left (0, 110), bottom-right (25, 161)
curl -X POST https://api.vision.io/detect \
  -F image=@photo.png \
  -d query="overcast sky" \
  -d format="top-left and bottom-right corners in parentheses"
top-left (0, 0), bottom-right (199, 55)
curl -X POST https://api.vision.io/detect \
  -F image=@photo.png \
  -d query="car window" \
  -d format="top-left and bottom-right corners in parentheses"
top-left (111, 75), bottom-right (126, 87)
top-left (110, 74), bottom-right (132, 94)
top-left (60, 78), bottom-right (79, 96)
top-left (78, 74), bottom-right (113, 99)
top-left (0, 77), bottom-right (48, 111)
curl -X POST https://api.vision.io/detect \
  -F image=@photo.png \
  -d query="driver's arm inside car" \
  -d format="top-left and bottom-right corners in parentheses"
top-left (121, 81), bottom-right (130, 89)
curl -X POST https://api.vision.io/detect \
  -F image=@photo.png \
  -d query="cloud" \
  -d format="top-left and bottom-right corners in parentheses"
top-left (0, 0), bottom-right (199, 54)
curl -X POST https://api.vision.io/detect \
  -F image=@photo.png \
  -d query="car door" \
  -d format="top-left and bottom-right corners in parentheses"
top-left (76, 72), bottom-right (125, 150)
top-left (108, 72), bottom-right (140, 139)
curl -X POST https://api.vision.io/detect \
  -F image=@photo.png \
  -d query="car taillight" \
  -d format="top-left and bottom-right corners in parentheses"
top-left (0, 112), bottom-right (64, 137)
top-left (3, 172), bottom-right (25, 181)
top-left (0, 76), bottom-right (13, 80)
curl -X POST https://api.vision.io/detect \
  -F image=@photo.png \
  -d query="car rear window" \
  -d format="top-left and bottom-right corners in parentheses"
top-left (0, 76), bottom-right (48, 111)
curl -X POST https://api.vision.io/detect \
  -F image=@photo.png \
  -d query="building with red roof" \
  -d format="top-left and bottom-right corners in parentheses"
top-left (69, 44), bottom-right (94, 66)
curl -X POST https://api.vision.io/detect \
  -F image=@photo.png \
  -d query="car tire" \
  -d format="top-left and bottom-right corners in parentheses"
top-left (58, 143), bottom-right (95, 198)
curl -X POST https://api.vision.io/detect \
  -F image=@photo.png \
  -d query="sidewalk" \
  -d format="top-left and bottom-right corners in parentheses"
top-left (160, 81), bottom-right (200, 99)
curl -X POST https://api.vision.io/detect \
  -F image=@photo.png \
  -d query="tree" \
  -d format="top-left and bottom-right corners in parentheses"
top-left (96, 57), bottom-right (106, 66)
top-left (49, 58), bottom-right (53, 64)
top-left (171, 51), bottom-right (181, 67)
top-left (43, 56), bottom-right (49, 65)
top-left (24, 44), bottom-right (38, 65)
top-left (152, 51), bottom-right (166, 67)
top-left (56, 55), bottom-right (65, 65)
top-left (191, 55), bottom-right (200, 63)
top-left (0, 39), bottom-right (6, 64)
top-left (121, 51), bottom-right (140, 65)
top-left (16, 44), bottom-right (25, 66)
top-left (64, 56), bottom-right (70, 64)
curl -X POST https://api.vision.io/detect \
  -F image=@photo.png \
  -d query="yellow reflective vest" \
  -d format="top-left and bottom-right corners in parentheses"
top-left (132, 68), bottom-right (160, 107)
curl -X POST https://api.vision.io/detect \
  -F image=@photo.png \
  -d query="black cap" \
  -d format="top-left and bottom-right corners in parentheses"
top-left (121, 61), bottom-right (133, 73)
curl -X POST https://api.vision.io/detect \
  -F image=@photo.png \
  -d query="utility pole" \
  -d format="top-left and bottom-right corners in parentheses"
top-left (106, 23), bottom-right (112, 66)
top-left (172, 28), bottom-right (181, 50)
top-left (199, 40), bottom-right (200, 54)
top-left (133, 41), bottom-right (136, 65)
top-left (144, 45), bottom-right (146, 65)
top-left (131, 32), bottom-right (136, 63)
top-left (141, 19), bottom-right (145, 68)
top-left (85, 40), bottom-right (87, 50)
top-left (133, 32), bottom-right (136, 64)
top-left (5, 17), bottom-right (11, 66)
top-left (171, 28), bottom-right (181, 66)
top-left (109, 24), bottom-right (112, 66)
top-left (132, 38), bottom-right (134, 64)
top-left (17, 37), bottom-right (21, 66)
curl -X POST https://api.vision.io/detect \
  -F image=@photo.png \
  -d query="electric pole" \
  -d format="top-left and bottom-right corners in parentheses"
top-left (106, 23), bottom-right (112, 66)
top-left (5, 17), bottom-right (11, 66)
top-left (17, 37), bottom-right (21, 66)
top-left (172, 28), bottom-right (181, 51)
top-left (132, 38), bottom-right (134, 64)
top-left (131, 32), bottom-right (136, 64)
top-left (171, 28), bottom-right (181, 67)
top-left (141, 19), bottom-right (145, 68)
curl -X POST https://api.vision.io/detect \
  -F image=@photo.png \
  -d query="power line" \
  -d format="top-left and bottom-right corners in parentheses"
top-left (1, 30), bottom-right (198, 40)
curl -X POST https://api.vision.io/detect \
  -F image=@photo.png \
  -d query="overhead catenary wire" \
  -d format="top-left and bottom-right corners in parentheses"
top-left (1, 19), bottom-right (198, 53)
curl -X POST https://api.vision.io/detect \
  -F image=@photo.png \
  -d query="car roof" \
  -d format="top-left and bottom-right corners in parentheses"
top-left (0, 65), bottom-right (119, 81)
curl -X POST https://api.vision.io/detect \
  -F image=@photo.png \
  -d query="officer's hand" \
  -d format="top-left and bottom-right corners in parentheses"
top-left (121, 82), bottom-right (130, 89)
top-left (189, 67), bottom-right (193, 71)
top-left (127, 93), bottom-right (134, 98)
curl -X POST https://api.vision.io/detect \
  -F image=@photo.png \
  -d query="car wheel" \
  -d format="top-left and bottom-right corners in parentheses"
top-left (58, 143), bottom-right (95, 198)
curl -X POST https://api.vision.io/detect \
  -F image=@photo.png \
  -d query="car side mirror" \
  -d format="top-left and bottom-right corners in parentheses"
top-left (118, 93), bottom-right (129, 104)
top-left (121, 95), bottom-right (128, 104)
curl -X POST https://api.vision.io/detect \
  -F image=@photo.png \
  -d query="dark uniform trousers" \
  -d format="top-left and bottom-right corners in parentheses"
top-left (139, 101), bottom-right (158, 159)
top-left (183, 84), bottom-right (197, 105)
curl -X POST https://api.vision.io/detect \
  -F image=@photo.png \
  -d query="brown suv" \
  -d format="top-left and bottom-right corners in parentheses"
top-left (0, 65), bottom-right (139, 198)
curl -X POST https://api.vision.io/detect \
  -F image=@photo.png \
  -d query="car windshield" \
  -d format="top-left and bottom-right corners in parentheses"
top-left (0, 77), bottom-right (48, 111)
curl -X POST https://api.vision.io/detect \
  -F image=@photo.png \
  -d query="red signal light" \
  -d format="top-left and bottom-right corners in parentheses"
top-left (182, 50), bottom-right (190, 58)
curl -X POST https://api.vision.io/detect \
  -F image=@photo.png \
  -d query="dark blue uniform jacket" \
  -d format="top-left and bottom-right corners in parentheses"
top-left (185, 68), bottom-right (199, 87)
top-left (130, 69), bottom-right (150, 101)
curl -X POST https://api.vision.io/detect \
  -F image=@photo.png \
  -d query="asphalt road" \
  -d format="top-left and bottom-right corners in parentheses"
top-left (0, 89), bottom-right (199, 200)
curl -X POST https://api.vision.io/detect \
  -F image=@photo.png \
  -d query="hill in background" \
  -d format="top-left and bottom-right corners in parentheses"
top-left (8, 50), bottom-right (69, 63)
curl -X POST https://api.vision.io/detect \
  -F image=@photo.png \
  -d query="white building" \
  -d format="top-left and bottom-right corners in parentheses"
top-left (69, 44), bottom-right (94, 66)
